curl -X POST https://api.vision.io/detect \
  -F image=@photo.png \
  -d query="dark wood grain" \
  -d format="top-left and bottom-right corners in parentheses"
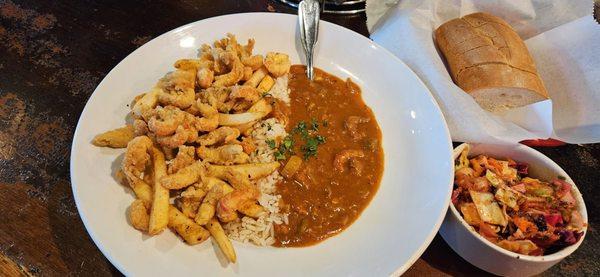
top-left (0, 0), bottom-right (597, 276)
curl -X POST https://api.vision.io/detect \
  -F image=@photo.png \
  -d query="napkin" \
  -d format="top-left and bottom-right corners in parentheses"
top-left (367, 0), bottom-right (599, 144)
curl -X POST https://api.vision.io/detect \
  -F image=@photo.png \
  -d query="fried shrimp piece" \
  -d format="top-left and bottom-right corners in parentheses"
top-left (195, 185), bottom-right (225, 225)
top-left (229, 85), bottom-right (261, 103)
top-left (168, 145), bottom-right (195, 174)
top-left (132, 89), bottom-right (159, 120)
top-left (333, 149), bottom-right (365, 173)
top-left (160, 161), bottom-right (205, 189)
top-left (151, 102), bottom-right (218, 148)
top-left (241, 66), bottom-right (253, 81)
top-left (92, 125), bottom-right (135, 148)
top-left (202, 176), bottom-right (235, 194)
top-left (264, 52), bottom-right (291, 77)
top-left (205, 163), bottom-right (256, 190)
top-left (238, 136), bottom-right (256, 154)
top-left (345, 116), bottom-right (370, 140)
top-left (151, 105), bottom-right (203, 148)
top-left (226, 85), bottom-right (261, 112)
top-left (211, 48), bottom-right (229, 75)
top-left (174, 59), bottom-right (200, 71)
top-left (216, 187), bottom-right (260, 222)
top-left (181, 184), bottom-right (208, 199)
top-left (198, 86), bottom-right (232, 113)
top-left (183, 102), bottom-right (201, 116)
top-left (157, 70), bottom-right (196, 109)
top-left (148, 106), bottom-right (186, 136)
top-left (174, 58), bottom-right (213, 72)
top-left (242, 37), bottom-right (255, 56)
top-left (175, 56), bottom-right (215, 89)
top-left (215, 33), bottom-right (246, 57)
top-left (198, 44), bottom-right (214, 61)
top-left (241, 55), bottom-right (263, 71)
top-left (213, 50), bottom-right (244, 87)
top-left (156, 125), bottom-right (198, 149)
top-left (197, 145), bottom-right (249, 165)
top-left (218, 98), bottom-right (272, 126)
top-left (122, 136), bottom-right (154, 183)
top-left (133, 119), bottom-right (149, 136)
top-left (179, 197), bottom-right (201, 219)
top-left (178, 185), bottom-right (208, 218)
top-left (129, 199), bottom-right (150, 231)
top-left (197, 67), bottom-right (214, 89)
top-left (195, 101), bottom-right (219, 132)
top-left (238, 202), bottom-right (266, 218)
top-left (225, 35), bottom-right (262, 70)
top-left (122, 136), bottom-right (155, 208)
top-left (196, 126), bottom-right (240, 146)
top-left (207, 162), bottom-right (280, 181)
top-left (161, 145), bottom-right (176, 160)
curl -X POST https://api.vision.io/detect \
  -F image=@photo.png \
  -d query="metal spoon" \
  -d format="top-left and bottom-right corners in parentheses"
top-left (298, 0), bottom-right (320, 80)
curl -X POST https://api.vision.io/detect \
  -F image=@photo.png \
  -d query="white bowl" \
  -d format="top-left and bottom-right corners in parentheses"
top-left (439, 143), bottom-right (588, 276)
top-left (70, 13), bottom-right (454, 276)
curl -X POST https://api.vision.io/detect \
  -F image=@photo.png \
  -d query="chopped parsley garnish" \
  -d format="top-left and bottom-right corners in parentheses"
top-left (302, 135), bottom-right (326, 160)
top-left (322, 120), bottom-right (329, 127)
top-left (292, 121), bottom-right (309, 139)
top-left (282, 136), bottom-right (293, 149)
top-left (310, 118), bottom-right (319, 131)
top-left (274, 135), bottom-right (295, 160)
top-left (275, 151), bottom-right (286, 160)
top-left (266, 139), bottom-right (276, 149)
top-left (279, 120), bottom-right (329, 160)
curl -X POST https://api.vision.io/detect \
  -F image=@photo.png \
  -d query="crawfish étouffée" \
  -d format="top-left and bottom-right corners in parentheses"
top-left (274, 65), bottom-right (384, 247)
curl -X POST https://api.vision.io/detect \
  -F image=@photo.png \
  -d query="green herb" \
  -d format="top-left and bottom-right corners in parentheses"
top-left (557, 175), bottom-right (566, 180)
top-left (262, 92), bottom-right (272, 97)
top-left (322, 120), bottom-right (329, 127)
top-left (288, 120), bottom-right (328, 160)
top-left (267, 124), bottom-right (272, 131)
top-left (311, 118), bottom-right (319, 131)
top-left (301, 135), bottom-right (326, 160)
top-left (273, 135), bottom-right (295, 160)
top-left (296, 121), bottom-right (306, 132)
top-left (275, 151), bottom-right (286, 160)
top-left (266, 139), bottom-right (276, 149)
top-left (282, 136), bottom-right (293, 149)
top-left (293, 121), bottom-right (309, 139)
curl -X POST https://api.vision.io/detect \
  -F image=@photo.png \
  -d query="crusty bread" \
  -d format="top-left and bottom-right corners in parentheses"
top-left (434, 12), bottom-right (548, 112)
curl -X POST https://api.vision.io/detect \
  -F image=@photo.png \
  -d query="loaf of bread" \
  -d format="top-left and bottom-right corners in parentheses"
top-left (434, 12), bottom-right (548, 112)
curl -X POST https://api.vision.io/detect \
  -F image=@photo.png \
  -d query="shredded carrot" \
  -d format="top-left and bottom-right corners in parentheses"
top-left (513, 216), bottom-right (537, 234)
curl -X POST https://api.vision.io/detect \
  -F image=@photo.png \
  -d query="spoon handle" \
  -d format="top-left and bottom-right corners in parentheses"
top-left (298, 0), bottom-right (320, 80)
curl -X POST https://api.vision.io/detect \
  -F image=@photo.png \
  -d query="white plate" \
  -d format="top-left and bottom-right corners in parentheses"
top-left (71, 12), bottom-right (453, 276)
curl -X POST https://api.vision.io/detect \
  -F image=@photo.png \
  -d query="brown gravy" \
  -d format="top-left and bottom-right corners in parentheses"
top-left (274, 65), bottom-right (384, 247)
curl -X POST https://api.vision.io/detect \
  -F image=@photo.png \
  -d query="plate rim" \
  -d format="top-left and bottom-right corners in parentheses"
top-left (70, 12), bottom-right (453, 276)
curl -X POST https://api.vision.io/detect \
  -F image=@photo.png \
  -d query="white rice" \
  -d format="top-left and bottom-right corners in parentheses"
top-left (224, 170), bottom-right (287, 246)
top-left (223, 79), bottom-right (290, 246)
top-left (267, 76), bottom-right (290, 104)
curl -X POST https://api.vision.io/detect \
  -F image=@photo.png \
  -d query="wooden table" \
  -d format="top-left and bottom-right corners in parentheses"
top-left (0, 0), bottom-right (597, 275)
